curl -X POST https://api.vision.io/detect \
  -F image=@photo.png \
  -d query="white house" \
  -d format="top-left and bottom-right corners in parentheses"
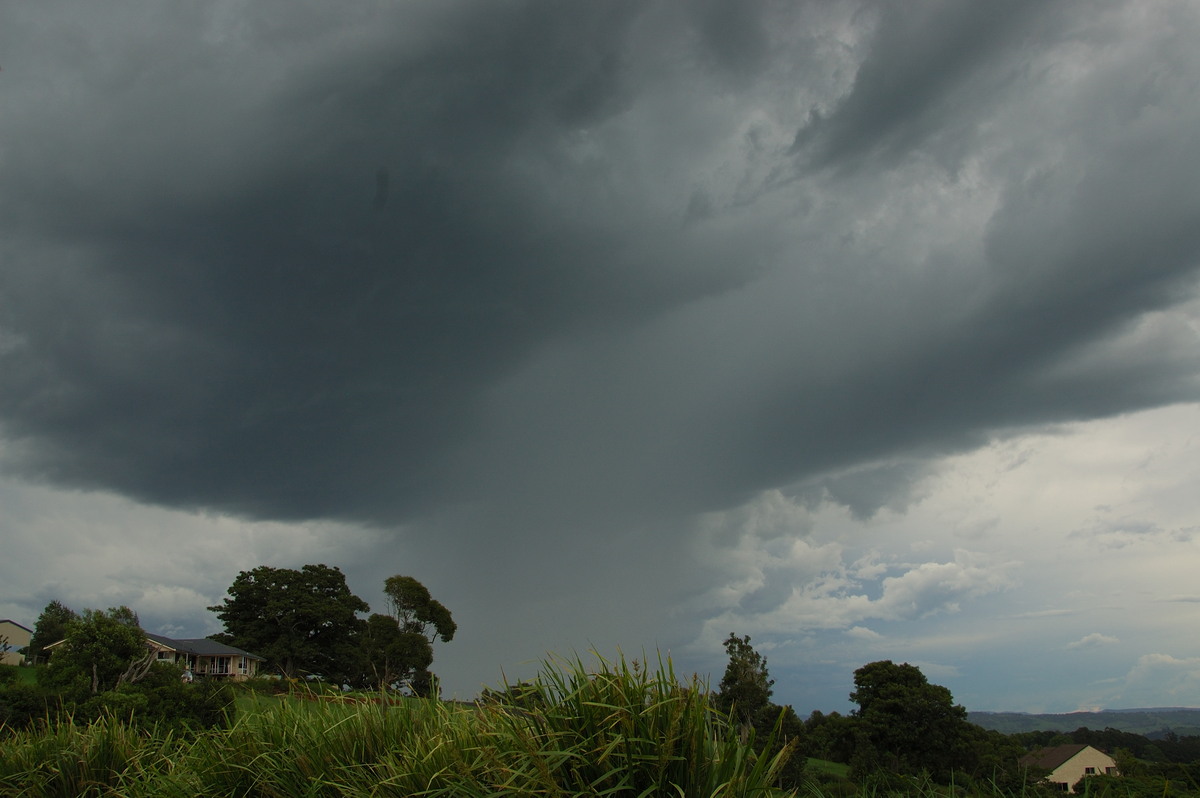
top-left (144, 633), bottom-right (264, 680)
top-left (0, 619), bottom-right (33, 666)
top-left (1020, 744), bottom-right (1118, 793)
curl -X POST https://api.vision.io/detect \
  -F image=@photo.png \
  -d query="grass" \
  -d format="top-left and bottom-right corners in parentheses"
top-left (807, 758), bottom-right (850, 779)
top-left (12, 668), bottom-right (38, 687)
top-left (0, 651), bottom-right (794, 797)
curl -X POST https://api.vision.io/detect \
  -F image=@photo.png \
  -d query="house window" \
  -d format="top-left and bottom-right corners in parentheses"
top-left (157, 651), bottom-right (173, 661)
top-left (1084, 767), bottom-right (1095, 775)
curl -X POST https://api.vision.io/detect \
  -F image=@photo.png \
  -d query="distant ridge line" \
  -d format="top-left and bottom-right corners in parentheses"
top-left (972, 707), bottom-right (1200, 715)
top-left (968, 707), bottom-right (1200, 736)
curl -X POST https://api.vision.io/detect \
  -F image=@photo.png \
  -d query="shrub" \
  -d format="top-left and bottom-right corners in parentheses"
top-left (0, 683), bottom-right (61, 732)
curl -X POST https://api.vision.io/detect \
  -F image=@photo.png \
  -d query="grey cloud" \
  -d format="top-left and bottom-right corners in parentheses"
top-left (2, 1), bottom-right (1200, 597)
top-left (800, 461), bottom-right (936, 520)
top-left (792, 0), bottom-right (1049, 172)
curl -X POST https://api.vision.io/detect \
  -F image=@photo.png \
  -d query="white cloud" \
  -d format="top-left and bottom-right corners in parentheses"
top-left (1066, 633), bottom-right (1120, 650)
top-left (845, 626), bottom-right (883, 640)
top-left (1114, 654), bottom-right (1200, 707)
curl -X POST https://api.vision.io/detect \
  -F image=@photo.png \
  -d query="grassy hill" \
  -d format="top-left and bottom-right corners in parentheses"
top-left (968, 708), bottom-right (1200, 738)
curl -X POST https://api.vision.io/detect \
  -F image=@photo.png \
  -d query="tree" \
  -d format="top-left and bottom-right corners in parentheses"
top-left (712, 634), bottom-right (805, 789)
top-left (848, 660), bottom-right (975, 780)
top-left (383, 575), bottom-right (457, 643)
top-left (39, 606), bottom-right (154, 697)
top-left (208, 564), bottom-right (369, 681)
top-left (364, 575), bottom-right (455, 695)
top-left (714, 633), bottom-right (773, 725)
top-left (26, 600), bottom-right (78, 665)
top-left (360, 612), bottom-right (432, 689)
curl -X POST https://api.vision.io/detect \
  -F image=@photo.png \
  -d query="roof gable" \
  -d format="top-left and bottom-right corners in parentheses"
top-left (145, 632), bottom-right (263, 660)
top-left (0, 619), bottom-right (34, 634)
top-left (1020, 744), bottom-right (1091, 771)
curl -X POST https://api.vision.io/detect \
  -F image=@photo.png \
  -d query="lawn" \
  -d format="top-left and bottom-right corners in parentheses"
top-left (807, 757), bottom-right (850, 779)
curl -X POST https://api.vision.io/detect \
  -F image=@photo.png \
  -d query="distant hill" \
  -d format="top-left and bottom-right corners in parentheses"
top-left (969, 708), bottom-right (1200, 738)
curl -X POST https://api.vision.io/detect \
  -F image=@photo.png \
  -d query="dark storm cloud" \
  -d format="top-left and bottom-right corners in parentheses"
top-left (2, 0), bottom-right (1200, 535)
top-left (0, 1), bottom-right (742, 521)
top-left (792, 0), bottom-right (1050, 172)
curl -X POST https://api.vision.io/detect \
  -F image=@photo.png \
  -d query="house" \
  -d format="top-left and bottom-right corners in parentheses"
top-left (1020, 744), bottom-right (1118, 793)
top-left (0, 619), bottom-right (33, 666)
top-left (144, 633), bottom-right (264, 680)
top-left (44, 631), bottom-right (265, 681)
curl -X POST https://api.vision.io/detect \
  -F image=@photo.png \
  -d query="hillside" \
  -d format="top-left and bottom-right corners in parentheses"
top-left (968, 708), bottom-right (1200, 738)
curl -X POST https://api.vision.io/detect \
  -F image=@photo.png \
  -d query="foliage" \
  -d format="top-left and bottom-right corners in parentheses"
top-left (0, 713), bottom-right (177, 797)
top-left (0, 651), bottom-right (795, 797)
top-left (359, 612), bottom-right (432, 690)
top-left (847, 659), bottom-right (978, 781)
top-left (361, 574), bottom-right (455, 695)
top-left (25, 600), bottom-right (78, 666)
top-left (0, 683), bottom-right (60, 731)
top-left (38, 607), bottom-right (153, 698)
top-left (75, 665), bottom-right (234, 731)
top-left (479, 679), bottom-right (547, 711)
top-left (806, 710), bottom-right (858, 763)
top-left (208, 563), bottom-right (369, 681)
top-left (713, 633), bottom-right (807, 790)
top-left (383, 574), bottom-right (457, 643)
top-left (714, 632), bottom-right (774, 725)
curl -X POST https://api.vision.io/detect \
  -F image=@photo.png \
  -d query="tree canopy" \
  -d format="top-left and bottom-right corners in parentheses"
top-left (40, 606), bottom-right (153, 697)
top-left (384, 575), bottom-right (457, 643)
top-left (208, 564), bottom-right (369, 681)
top-left (712, 633), bottom-right (805, 789)
top-left (714, 633), bottom-right (774, 724)
top-left (27, 599), bottom-right (78, 665)
top-left (367, 574), bottom-right (456, 695)
top-left (849, 660), bottom-right (974, 780)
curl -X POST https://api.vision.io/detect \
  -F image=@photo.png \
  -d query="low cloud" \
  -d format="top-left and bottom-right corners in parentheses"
top-left (1066, 633), bottom-right (1120, 650)
top-left (845, 626), bottom-right (883, 640)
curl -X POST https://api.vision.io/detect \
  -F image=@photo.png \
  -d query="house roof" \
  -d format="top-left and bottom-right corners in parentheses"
top-left (1020, 744), bottom-right (1092, 771)
top-left (145, 632), bottom-right (264, 660)
top-left (0, 619), bottom-right (34, 634)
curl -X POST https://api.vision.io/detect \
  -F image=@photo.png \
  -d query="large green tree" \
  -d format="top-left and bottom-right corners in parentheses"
top-left (848, 660), bottom-right (974, 780)
top-left (208, 564), bottom-right (369, 681)
top-left (26, 600), bottom-right (78, 665)
top-left (40, 606), bottom-right (153, 696)
top-left (714, 633), bottom-right (773, 725)
top-left (360, 613), bottom-right (432, 690)
top-left (363, 575), bottom-right (455, 695)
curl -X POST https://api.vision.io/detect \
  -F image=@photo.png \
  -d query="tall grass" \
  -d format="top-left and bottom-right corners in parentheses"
top-left (0, 652), bottom-right (793, 797)
top-left (0, 713), bottom-right (179, 797)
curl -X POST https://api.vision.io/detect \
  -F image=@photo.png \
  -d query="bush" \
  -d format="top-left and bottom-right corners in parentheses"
top-left (0, 683), bottom-right (61, 732)
top-left (89, 666), bottom-right (233, 731)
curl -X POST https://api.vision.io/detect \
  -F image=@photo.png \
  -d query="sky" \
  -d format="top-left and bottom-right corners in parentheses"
top-left (2, 0), bottom-right (1199, 714)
